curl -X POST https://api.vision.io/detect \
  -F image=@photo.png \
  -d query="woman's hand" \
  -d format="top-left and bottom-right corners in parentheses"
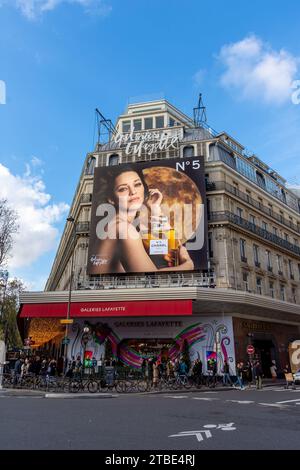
top-left (146, 188), bottom-right (163, 217)
top-left (178, 244), bottom-right (194, 270)
top-left (150, 215), bottom-right (171, 232)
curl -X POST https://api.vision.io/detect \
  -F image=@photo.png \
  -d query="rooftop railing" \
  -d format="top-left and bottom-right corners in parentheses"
top-left (75, 272), bottom-right (216, 290)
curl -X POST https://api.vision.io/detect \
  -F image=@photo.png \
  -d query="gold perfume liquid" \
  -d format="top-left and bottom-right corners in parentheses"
top-left (142, 217), bottom-right (179, 268)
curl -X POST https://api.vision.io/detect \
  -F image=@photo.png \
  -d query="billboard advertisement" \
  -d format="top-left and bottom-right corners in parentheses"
top-left (87, 156), bottom-right (207, 274)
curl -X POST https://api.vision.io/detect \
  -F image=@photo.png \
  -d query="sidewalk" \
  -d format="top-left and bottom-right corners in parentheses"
top-left (146, 380), bottom-right (286, 394)
top-left (0, 388), bottom-right (45, 397)
top-left (0, 379), bottom-right (287, 398)
top-left (45, 393), bottom-right (116, 399)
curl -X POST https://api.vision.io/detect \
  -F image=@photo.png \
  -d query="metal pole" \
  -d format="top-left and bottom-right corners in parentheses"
top-left (83, 342), bottom-right (86, 377)
top-left (0, 271), bottom-right (9, 353)
top-left (215, 331), bottom-right (220, 377)
top-left (63, 218), bottom-right (76, 374)
top-left (0, 271), bottom-right (9, 389)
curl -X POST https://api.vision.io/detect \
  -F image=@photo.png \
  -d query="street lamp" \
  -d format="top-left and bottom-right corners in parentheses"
top-left (0, 269), bottom-right (9, 322)
top-left (215, 331), bottom-right (221, 375)
top-left (63, 216), bottom-right (76, 374)
top-left (247, 332), bottom-right (255, 385)
top-left (0, 270), bottom-right (9, 390)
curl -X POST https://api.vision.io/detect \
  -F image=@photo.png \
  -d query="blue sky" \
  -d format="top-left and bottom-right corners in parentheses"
top-left (0, 0), bottom-right (300, 290)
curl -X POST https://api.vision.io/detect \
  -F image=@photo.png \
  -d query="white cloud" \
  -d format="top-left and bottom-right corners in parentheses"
top-left (1, 0), bottom-right (111, 20)
top-left (193, 69), bottom-right (206, 86)
top-left (218, 35), bottom-right (299, 104)
top-left (30, 156), bottom-right (43, 167)
top-left (0, 161), bottom-right (69, 269)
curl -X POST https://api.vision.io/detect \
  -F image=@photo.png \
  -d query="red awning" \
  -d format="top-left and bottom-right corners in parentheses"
top-left (19, 300), bottom-right (192, 318)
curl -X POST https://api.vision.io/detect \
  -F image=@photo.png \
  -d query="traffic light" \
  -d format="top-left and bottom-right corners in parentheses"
top-left (84, 350), bottom-right (93, 368)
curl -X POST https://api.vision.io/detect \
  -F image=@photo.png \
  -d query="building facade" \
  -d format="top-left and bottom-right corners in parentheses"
top-left (19, 99), bottom-right (300, 376)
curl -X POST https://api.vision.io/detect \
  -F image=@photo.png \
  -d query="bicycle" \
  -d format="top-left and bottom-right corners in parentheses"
top-left (172, 374), bottom-right (192, 390)
top-left (98, 377), bottom-right (127, 393)
top-left (65, 375), bottom-right (99, 393)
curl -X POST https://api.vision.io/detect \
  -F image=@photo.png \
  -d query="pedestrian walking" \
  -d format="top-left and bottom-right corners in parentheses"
top-left (13, 357), bottom-right (23, 386)
top-left (270, 360), bottom-right (277, 383)
top-left (255, 361), bottom-right (263, 389)
top-left (192, 358), bottom-right (203, 386)
top-left (222, 360), bottom-right (232, 386)
top-left (153, 361), bottom-right (159, 388)
top-left (233, 362), bottom-right (245, 389)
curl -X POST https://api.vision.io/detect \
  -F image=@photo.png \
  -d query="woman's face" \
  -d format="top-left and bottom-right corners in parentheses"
top-left (112, 171), bottom-right (145, 210)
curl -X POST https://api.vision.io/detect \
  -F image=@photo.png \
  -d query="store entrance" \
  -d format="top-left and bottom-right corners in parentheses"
top-left (253, 339), bottom-right (275, 377)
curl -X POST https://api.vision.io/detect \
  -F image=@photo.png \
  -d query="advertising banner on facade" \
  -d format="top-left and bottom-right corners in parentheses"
top-left (87, 156), bottom-right (207, 274)
top-left (66, 316), bottom-right (236, 374)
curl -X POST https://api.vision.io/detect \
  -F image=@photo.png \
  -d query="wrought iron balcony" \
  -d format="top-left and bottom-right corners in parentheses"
top-left (75, 222), bottom-right (90, 234)
top-left (208, 211), bottom-right (300, 258)
top-left (206, 180), bottom-right (300, 234)
top-left (80, 193), bottom-right (92, 204)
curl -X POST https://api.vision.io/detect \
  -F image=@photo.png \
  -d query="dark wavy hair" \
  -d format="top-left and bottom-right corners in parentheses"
top-left (104, 164), bottom-right (150, 204)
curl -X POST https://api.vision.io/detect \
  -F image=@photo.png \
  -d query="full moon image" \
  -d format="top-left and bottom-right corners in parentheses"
top-left (143, 166), bottom-right (203, 242)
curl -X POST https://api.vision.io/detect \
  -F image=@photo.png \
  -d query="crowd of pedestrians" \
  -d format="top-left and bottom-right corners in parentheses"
top-left (7, 352), bottom-right (287, 391)
top-left (221, 359), bottom-right (278, 390)
top-left (12, 355), bottom-right (64, 385)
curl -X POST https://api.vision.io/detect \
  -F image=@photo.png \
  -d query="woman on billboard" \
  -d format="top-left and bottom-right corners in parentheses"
top-left (90, 165), bottom-right (195, 274)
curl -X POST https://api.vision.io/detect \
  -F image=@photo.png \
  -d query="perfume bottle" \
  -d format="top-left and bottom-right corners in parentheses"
top-left (142, 216), bottom-right (179, 268)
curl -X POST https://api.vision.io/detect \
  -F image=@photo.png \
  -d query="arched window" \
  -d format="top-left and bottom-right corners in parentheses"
top-left (85, 156), bottom-right (96, 175)
top-left (109, 154), bottom-right (119, 166)
top-left (183, 146), bottom-right (195, 158)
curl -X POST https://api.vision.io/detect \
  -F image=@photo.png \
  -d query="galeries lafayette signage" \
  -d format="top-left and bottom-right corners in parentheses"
top-left (19, 299), bottom-right (192, 318)
top-left (113, 130), bottom-right (180, 157)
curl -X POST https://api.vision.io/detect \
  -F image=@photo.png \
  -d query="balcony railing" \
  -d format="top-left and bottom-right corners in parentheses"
top-left (80, 193), bottom-right (92, 204)
top-left (208, 211), bottom-right (300, 258)
top-left (76, 272), bottom-right (216, 290)
top-left (206, 180), bottom-right (300, 234)
top-left (76, 222), bottom-right (90, 234)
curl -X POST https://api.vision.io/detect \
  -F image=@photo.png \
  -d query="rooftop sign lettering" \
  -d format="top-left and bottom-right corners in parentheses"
top-left (113, 128), bottom-right (180, 157)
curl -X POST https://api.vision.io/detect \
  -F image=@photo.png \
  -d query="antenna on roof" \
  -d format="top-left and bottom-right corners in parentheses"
top-left (193, 93), bottom-right (207, 127)
top-left (95, 108), bottom-right (117, 145)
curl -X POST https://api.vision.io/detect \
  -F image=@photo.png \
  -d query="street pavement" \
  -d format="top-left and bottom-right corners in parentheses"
top-left (0, 385), bottom-right (300, 450)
